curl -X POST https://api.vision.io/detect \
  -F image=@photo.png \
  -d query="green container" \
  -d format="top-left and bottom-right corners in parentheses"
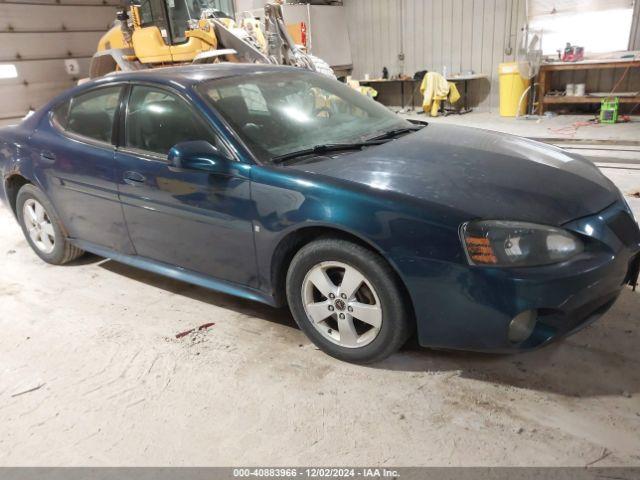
top-left (600, 97), bottom-right (619, 124)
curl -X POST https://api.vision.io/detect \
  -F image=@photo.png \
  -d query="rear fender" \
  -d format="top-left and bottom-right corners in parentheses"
top-left (0, 127), bottom-right (39, 214)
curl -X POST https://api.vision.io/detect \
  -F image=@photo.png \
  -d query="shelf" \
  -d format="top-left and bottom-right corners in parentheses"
top-left (537, 59), bottom-right (640, 114)
top-left (540, 60), bottom-right (640, 71)
top-left (542, 95), bottom-right (640, 104)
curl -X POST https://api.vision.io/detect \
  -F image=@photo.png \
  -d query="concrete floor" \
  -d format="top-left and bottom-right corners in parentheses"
top-left (406, 112), bottom-right (640, 143)
top-left (1, 114), bottom-right (640, 467)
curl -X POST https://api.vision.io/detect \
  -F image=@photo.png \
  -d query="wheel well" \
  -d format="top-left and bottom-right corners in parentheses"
top-left (271, 227), bottom-right (415, 321)
top-left (5, 174), bottom-right (30, 215)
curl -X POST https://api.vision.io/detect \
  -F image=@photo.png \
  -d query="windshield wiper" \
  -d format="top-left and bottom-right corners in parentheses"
top-left (367, 125), bottom-right (425, 141)
top-left (272, 141), bottom-right (386, 164)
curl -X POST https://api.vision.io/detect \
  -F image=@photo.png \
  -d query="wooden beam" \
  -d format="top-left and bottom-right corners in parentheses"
top-left (542, 95), bottom-right (640, 104)
top-left (540, 60), bottom-right (640, 72)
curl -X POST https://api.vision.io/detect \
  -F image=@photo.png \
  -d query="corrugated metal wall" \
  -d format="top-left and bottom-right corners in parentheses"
top-left (0, 0), bottom-right (119, 126)
top-left (344, 0), bottom-right (527, 111)
top-left (630, 0), bottom-right (640, 50)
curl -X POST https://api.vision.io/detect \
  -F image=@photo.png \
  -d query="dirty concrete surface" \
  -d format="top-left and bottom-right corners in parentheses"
top-left (1, 166), bottom-right (640, 466)
top-left (407, 113), bottom-right (640, 143)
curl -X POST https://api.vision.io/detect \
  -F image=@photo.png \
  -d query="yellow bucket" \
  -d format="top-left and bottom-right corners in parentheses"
top-left (498, 62), bottom-right (530, 117)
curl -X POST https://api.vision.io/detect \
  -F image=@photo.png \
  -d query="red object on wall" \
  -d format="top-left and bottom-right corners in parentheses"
top-left (300, 22), bottom-right (307, 48)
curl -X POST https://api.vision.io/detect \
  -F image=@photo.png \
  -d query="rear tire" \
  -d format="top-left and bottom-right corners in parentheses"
top-left (286, 238), bottom-right (413, 364)
top-left (16, 184), bottom-right (84, 265)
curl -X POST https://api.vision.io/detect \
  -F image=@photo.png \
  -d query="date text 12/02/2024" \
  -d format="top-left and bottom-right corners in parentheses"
top-left (232, 468), bottom-right (400, 478)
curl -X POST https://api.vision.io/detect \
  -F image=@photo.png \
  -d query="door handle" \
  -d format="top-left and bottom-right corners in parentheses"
top-left (123, 171), bottom-right (146, 186)
top-left (40, 151), bottom-right (56, 163)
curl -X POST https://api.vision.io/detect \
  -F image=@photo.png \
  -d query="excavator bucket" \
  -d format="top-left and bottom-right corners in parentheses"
top-left (210, 19), bottom-right (272, 65)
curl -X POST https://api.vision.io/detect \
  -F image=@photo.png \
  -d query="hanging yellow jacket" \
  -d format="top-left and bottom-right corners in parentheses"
top-left (420, 72), bottom-right (461, 116)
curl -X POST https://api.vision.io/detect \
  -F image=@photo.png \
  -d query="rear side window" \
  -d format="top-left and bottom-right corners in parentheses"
top-left (61, 86), bottom-right (122, 144)
top-left (125, 85), bottom-right (227, 156)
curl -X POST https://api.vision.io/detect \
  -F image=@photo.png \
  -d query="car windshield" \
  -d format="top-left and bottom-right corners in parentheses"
top-left (196, 71), bottom-right (412, 163)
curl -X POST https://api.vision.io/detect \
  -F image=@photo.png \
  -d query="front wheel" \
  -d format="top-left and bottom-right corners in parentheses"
top-left (286, 238), bottom-right (413, 364)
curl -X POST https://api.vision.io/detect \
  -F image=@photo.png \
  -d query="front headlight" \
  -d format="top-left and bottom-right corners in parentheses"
top-left (461, 220), bottom-right (584, 267)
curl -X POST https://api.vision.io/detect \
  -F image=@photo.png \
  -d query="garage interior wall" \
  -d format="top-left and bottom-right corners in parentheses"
top-left (1, 0), bottom-right (638, 121)
top-left (344, 0), bottom-right (640, 112)
top-left (344, 0), bottom-right (528, 111)
top-left (630, 0), bottom-right (640, 50)
top-left (0, 0), bottom-right (119, 127)
top-left (235, 0), bottom-right (265, 11)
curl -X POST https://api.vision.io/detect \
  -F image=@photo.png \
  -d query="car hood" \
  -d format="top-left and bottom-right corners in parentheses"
top-left (288, 124), bottom-right (618, 225)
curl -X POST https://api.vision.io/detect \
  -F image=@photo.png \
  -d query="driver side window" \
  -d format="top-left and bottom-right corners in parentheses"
top-left (125, 85), bottom-right (229, 158)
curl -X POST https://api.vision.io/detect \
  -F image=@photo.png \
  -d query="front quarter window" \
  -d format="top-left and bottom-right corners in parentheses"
top-left (197, 71), bottom-right (410, 162)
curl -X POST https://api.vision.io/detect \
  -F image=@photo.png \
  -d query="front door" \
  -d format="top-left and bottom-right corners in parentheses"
top-left (114, 84), bottom-right (257, 286)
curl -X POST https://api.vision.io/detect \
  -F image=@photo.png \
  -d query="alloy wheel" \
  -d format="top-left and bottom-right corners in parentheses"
top-left (302, 261), bottom-right (383, 348)
top-left (23, 198), bottom-right (56, 254)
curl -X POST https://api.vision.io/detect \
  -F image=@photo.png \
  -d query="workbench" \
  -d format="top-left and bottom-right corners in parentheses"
top-left (357, 78), bottom-right (418, 111)
top-left (536, 59), bottom-right (640, 114)
top-left (444, 73), bottom-right (488, 114)
top-left (358, 73), bottom-right (487, 113)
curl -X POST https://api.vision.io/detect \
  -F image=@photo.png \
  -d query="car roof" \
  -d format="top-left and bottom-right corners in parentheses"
top-left (27, 63), bottom-right (306, 130)
top-left (89, 63), bottom-right (300, 89)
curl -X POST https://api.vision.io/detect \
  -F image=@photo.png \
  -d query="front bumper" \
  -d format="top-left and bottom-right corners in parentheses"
top-left (397, 201), bottom-right (640, 352)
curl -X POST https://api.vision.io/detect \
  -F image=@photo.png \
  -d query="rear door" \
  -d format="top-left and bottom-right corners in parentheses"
top-left (31, 84), bottom-right (133, 253)
top-left (114, 83), bottom-right (257, 286)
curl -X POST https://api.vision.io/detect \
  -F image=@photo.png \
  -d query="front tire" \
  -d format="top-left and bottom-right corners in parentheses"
top-left (286, 238), bottom-right (413, 364)
top-left (16, 184), bottom-right (84, 265)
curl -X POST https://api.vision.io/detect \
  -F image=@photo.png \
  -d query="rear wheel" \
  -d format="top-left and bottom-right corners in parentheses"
top-left (286, 238), bottom-right (413, 363)
top-left (16, 184), bottom-right (84, 265)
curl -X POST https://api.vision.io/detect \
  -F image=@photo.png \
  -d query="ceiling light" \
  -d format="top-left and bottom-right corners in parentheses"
top-left (0, 64), bottom-right (18, 79)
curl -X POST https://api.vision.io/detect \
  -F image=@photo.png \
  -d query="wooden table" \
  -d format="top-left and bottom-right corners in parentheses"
top-left (536, 59), bottom-right (640, 114)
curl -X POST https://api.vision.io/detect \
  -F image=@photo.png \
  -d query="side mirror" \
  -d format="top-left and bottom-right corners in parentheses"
top-left (168, 141), bottom-right (232, 175)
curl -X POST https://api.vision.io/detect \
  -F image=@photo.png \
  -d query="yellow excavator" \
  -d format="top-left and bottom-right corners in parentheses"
top-left (90, 0), bottom-right (334, 79)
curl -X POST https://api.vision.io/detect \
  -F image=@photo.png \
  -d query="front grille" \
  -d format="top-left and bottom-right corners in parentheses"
top-left (607, 211), bottom-right (640, 247)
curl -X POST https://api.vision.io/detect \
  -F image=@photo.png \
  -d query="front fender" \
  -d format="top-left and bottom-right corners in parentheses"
top-left (250, 165), bottom-right (467, 309)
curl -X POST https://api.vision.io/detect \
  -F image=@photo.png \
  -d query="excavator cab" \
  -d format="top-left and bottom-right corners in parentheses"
top-left (135, 0), bottom-right (234, 46)
top-left (92, 0), bottom-right (229, 74)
